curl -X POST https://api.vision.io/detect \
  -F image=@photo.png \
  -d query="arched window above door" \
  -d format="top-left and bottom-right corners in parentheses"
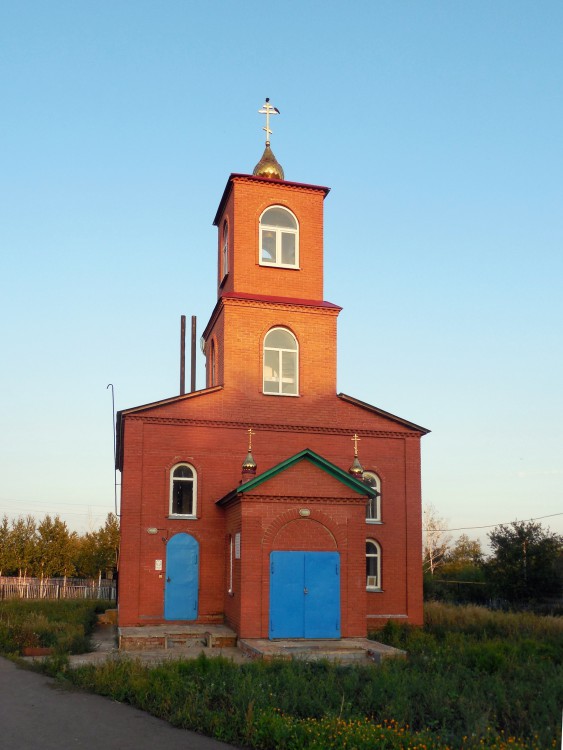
top-left (169, 464), bottom-right (197, 518)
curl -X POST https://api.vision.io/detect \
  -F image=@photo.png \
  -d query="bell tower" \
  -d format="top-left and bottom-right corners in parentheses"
top-left (202, 100), bottom-right (340, 399)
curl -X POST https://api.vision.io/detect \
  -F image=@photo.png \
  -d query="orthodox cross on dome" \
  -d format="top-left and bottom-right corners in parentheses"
top-left (351, 433), bottom-right (361, 457)
top-left (247, 427), bottom-right (255, 452)
top-left (349, 433), bottom-right (364, 477)
top-left (258, 98), bottom-right (280, 145)
top-left (242, 427), bottom-right (257, 480)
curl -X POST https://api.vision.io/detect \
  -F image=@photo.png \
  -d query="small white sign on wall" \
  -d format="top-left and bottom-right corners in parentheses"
top-left (155, 559), bottom-right (163, 571)
top-left (235, 532), bottom-right (241, 559)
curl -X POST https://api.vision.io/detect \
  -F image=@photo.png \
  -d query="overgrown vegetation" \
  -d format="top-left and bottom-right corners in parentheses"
top-left (0, 599), bottom-right (106, 655)
top-left (34, 603), bottom-right (563, 749)
top-left (424, 517), bottom-right (563, 610)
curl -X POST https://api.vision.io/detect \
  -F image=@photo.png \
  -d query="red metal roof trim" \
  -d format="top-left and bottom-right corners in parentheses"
top-left (222, 291), bottom-right (341, 309)
top-left (213, 173), bottom-right (330, 226)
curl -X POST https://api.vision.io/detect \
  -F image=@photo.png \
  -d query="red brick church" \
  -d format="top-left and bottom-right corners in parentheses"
top-left (117, 102), bottom-right (428, 638)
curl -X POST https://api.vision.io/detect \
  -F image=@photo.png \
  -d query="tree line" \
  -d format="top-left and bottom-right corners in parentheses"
top-left (0, 513), bottom-right (119, 580)
top-left (423, 505), bottom-right (563, 608)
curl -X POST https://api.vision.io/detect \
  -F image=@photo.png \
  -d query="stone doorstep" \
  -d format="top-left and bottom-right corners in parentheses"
top-left (118, 624), bottom-right (238, 652)
top-left (118, 625), bottom-right (405, 663)
top-left (238, 638), bottom-right (406, 664)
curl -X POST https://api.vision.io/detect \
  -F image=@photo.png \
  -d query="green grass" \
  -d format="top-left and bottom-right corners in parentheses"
top-left (4, 602), bottom-right (562, 748)
top-left (0, 599), bottom-right (106, 655)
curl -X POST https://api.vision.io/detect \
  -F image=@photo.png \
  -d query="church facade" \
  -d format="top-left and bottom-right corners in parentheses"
top-left (117, 107), bottom-right (428, 638)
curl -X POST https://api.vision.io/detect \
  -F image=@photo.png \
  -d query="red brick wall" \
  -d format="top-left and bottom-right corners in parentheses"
top-left (217, 176), bottom-right (327, 302)
top-left (118, 404), bottom-right (423, 630)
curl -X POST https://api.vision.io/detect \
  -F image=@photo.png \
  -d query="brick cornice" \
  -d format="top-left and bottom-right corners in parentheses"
top-left (202, 294), bottom-right (340, 342)
top-left (126, 414), bottom-right (419, 439)
top-left (245, 495), bottom-right (366, 505)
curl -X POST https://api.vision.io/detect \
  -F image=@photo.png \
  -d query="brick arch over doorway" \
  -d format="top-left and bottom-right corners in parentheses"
top-left (272, 518), bottom-right (337, 550)
top-left (262, 507), bottom-right (347, 552)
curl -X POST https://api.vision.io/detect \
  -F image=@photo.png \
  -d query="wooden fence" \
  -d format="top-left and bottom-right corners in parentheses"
top-left (0, 577), bottom-right (116, 602)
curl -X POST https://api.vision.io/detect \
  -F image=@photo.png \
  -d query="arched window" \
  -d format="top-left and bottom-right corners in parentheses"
top-left (259, 206), bottom-right (298, 268)
top-left (210, 340), bottom-right (216, 387)
top-left (363, 471), bottom-right (381, 522)
top-left (366, 539), bottom-right (381, 590)
top-left (221, 220), bottom-right (229, 280)
top-left (169, 464), bottom-right (197, 518)
top-left (263, 328), bottom-right (298, 396)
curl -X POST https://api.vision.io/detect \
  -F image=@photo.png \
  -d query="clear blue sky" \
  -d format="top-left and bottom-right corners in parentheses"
top-left (1, 1), bottom-right (561, 547)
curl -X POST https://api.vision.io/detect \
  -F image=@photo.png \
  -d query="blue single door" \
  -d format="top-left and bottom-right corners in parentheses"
top-left (164, 533), bottom-right (199, 621)
top-left (269, 551), bottom-right (340, 639)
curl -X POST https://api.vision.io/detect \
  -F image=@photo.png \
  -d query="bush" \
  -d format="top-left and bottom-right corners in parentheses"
top-left (0, 600), bottom-right (106, 655)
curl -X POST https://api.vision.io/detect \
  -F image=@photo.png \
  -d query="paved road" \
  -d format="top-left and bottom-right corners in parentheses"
top-left (0, 657), bottom-right (240, 749)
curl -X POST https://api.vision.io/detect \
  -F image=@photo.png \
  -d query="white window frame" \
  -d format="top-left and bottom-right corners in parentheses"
top-left (228, 535), bottom-right (233, 594)
top-left (258, 206), bottom-right (299, 269)
top-left (210, 340), bottom-right (216, 387)
top-left (364, 471), bottom-right (382, 523)
top-left (263, 327), bottom-right (299, 396)
top-left (169, 463), bottom-right (197, 519)
top-left (221, 220), bottom-right (229, 282)
top-left (366, 539), bottom-right (381, 591)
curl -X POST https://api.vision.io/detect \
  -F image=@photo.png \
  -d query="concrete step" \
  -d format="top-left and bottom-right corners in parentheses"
top-left (118, 624), bottom-right (238, 652)
top-left (239, 637), bottom-right (406, 664)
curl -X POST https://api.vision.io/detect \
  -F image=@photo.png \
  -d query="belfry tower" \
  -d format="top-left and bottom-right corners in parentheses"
top-left (203, 99), bottom-right (340, 404)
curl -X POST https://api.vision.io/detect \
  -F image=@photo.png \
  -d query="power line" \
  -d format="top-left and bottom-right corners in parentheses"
top-left (427, 511), bottom-right (563, 533)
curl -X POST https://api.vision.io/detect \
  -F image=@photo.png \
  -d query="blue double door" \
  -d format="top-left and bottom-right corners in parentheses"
top-left (269, 551), bottom-right (340, 639)
top-left (164, 533), bottom-right (199, 621)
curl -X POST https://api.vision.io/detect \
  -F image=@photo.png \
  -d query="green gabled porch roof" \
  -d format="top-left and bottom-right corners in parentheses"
top-left (216, 448), bottom-right (376, 506)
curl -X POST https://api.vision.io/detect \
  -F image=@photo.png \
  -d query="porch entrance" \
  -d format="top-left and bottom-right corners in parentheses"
top-left (269, 551), bottom-right (340, 639)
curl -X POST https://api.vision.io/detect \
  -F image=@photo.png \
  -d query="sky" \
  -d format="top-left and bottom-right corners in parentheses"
top-left (1, 1), bottom-right (562, 549)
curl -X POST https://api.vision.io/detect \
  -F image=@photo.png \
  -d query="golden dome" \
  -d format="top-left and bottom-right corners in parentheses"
top-left (349, 456), bottom-right (364, 477)
top-left (242, 450), bottom-right (257, 473)
top-left (253, 143), bottom-right (284, 180)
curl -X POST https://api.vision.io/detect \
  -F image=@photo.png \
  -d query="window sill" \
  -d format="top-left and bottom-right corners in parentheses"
top-left (262, 391), bottom-right (300, 397)
top-left (366, 588), bottom-right (383, 593)
top-left (168, 515), bottom-right (197, 520)
top-left (366, 519), bottom-right (382, 525)
top-left (258, 262), bottom-right (300, 270)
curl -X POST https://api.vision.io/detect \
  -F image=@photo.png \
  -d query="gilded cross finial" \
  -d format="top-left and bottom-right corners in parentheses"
top-left (247, 428), bottom-right (255, 452)
top-left (351, 433), bottom-right (361, 457)
top-left (258, 98), bottom-right (280, 145)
